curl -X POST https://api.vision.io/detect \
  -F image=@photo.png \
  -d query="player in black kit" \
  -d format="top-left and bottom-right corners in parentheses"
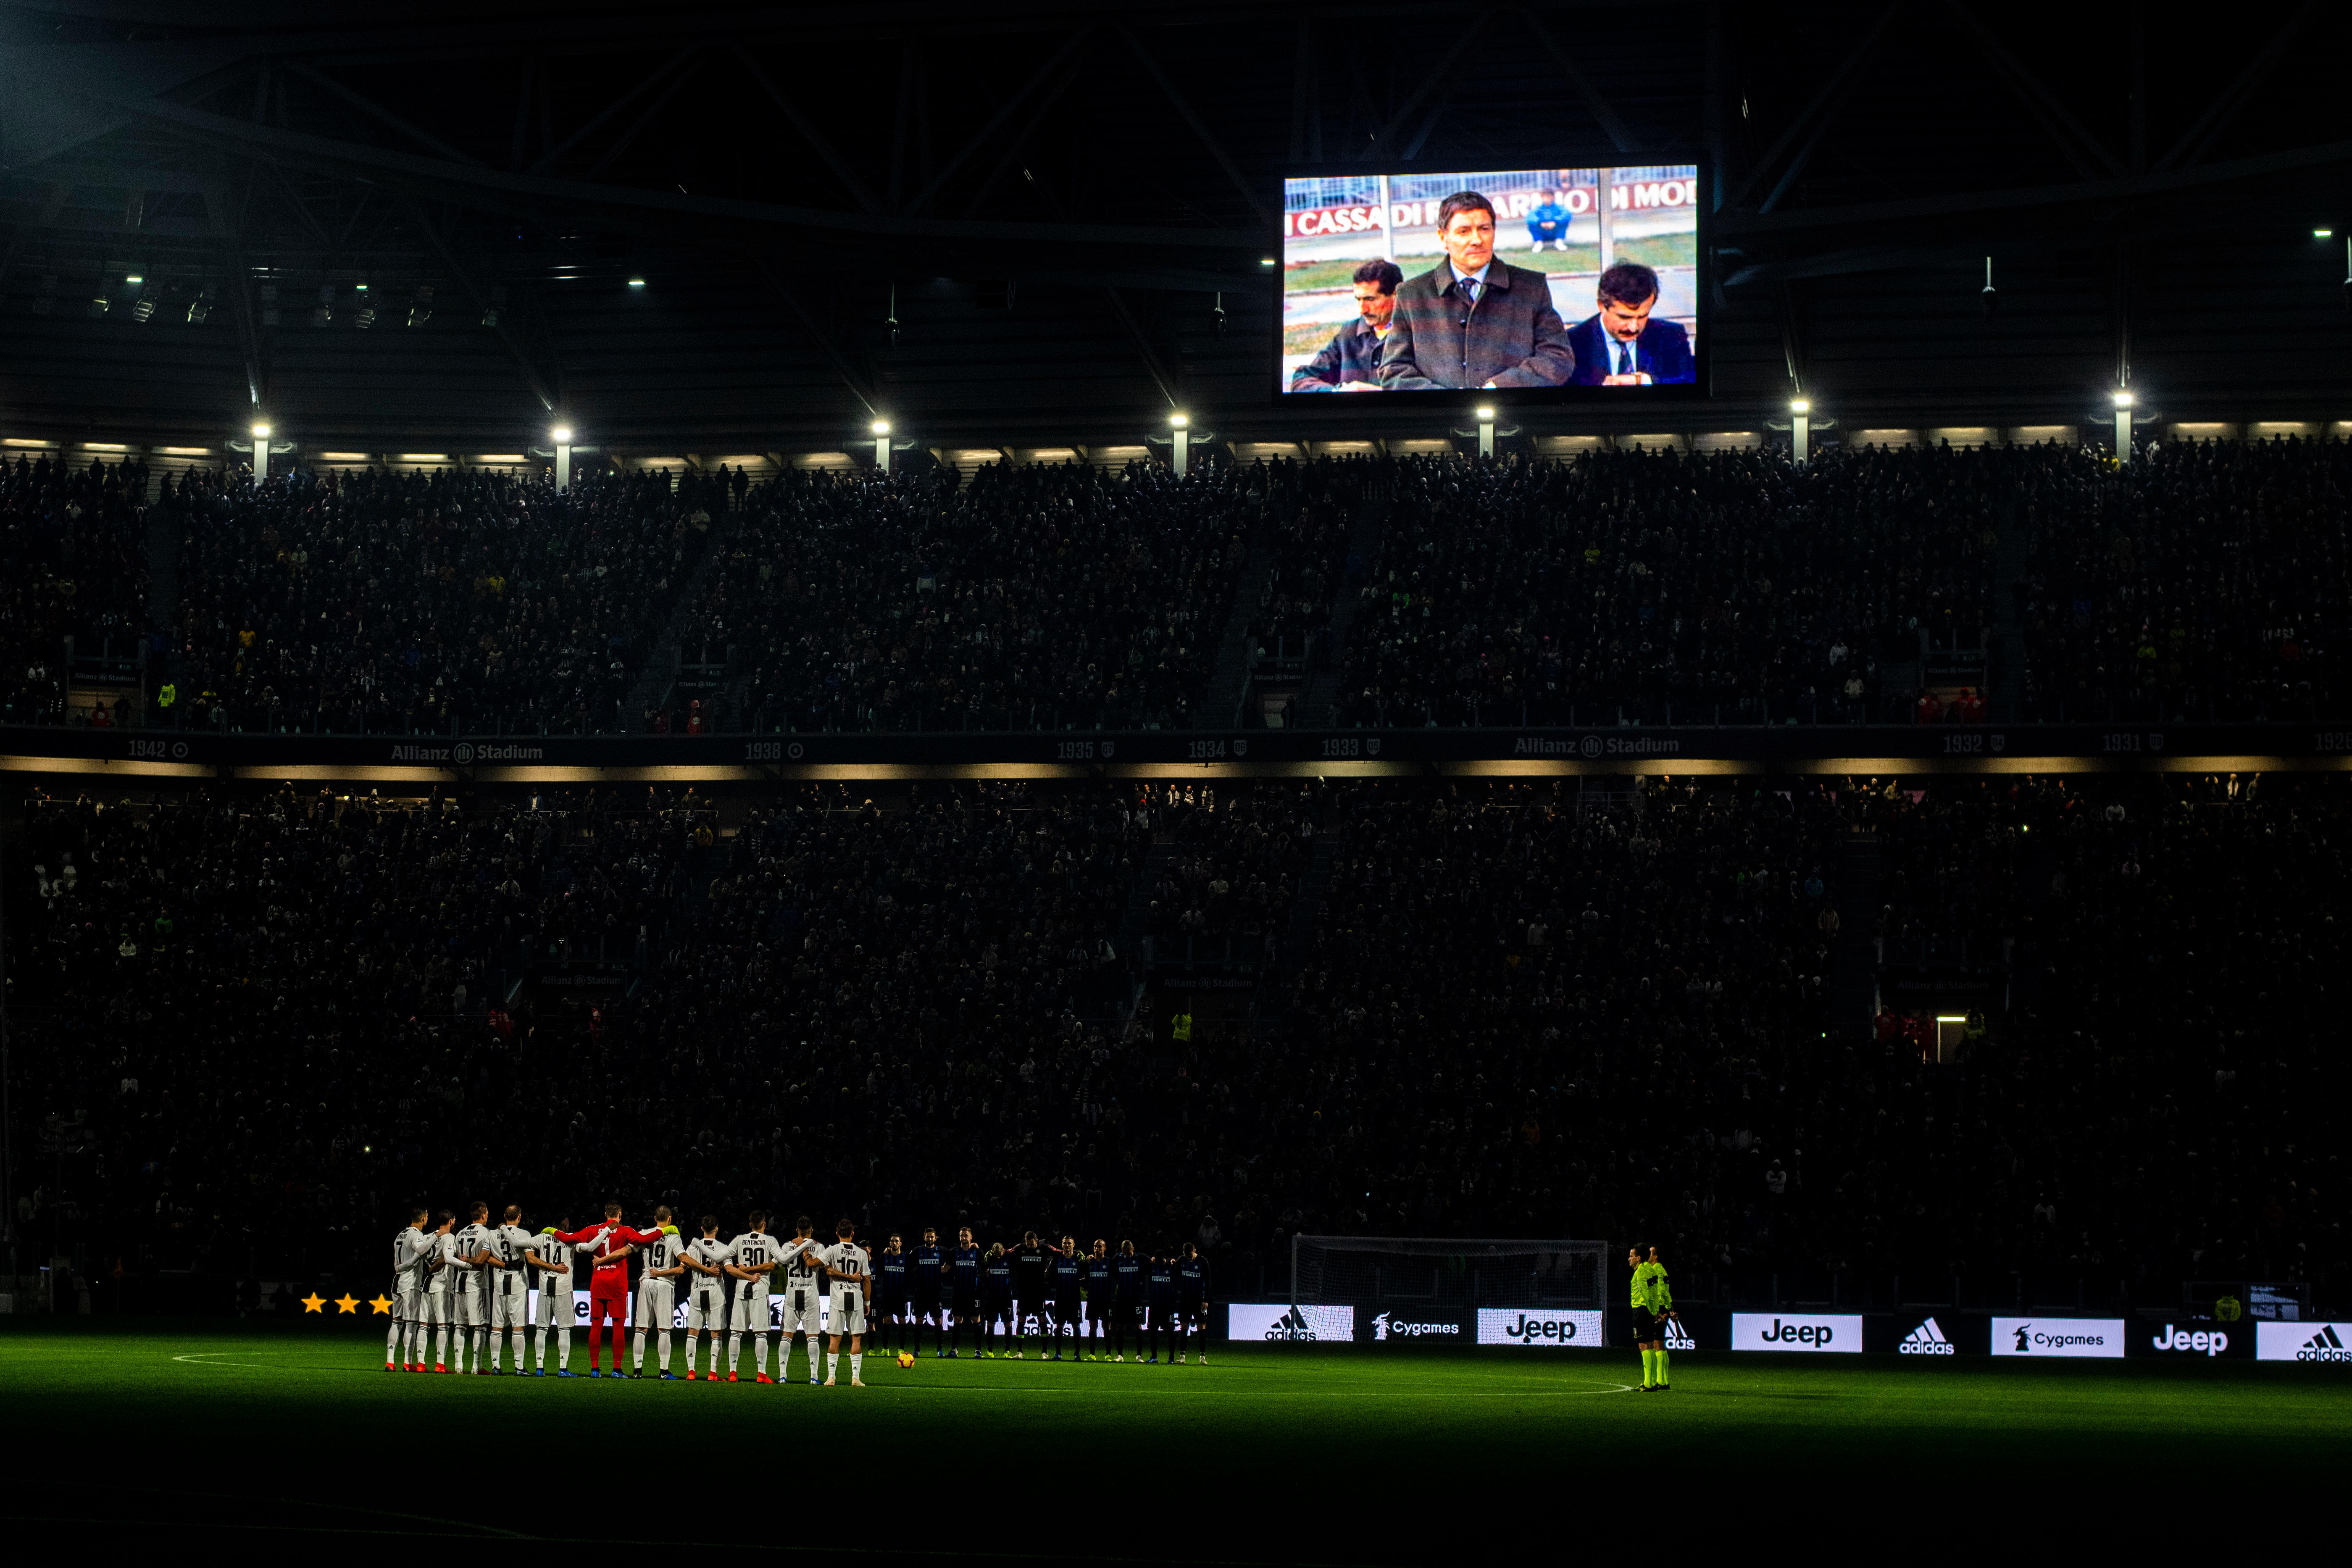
top-left (912, 1227), bottom-right (945, 1357)
top-left (874, 1234), bottom-right (908, 1355)
top-left (981, 1243), bottom-right (1013, 1357)
top-left (1112, 1240), bottom-right (1143, 1362)
top-left (1049, 1236), bottom-right (1084, 1360)
top-left (1011, 1232), bottom-right (1049, 1359)
top-left (1083, 1239), bottom-right (1113, 1362)
top-left (948, 1226), bottom-right (981, 1358)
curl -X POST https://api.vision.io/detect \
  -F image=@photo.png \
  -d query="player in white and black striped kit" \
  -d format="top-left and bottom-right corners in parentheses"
top-left (816, 1218), bottom-right (872, 1388)
top-left (721, 1210), bottom-right (792, 1384)
top-left (630, 1205), bottom-right (688, 1379)
top-left (421, 1209), bottom-right (459, 1372)
top-left (775, 1215), bottom-right (826, 1386)
top-left (450, 1202), bottom-right (497, 1374)
top-left (388, 1207), bottom-right (434, 1371)
top-left (525, 1219), bottom-right (579, 1376)
top-left (485, 1204), bottom-right (540, 1374)
top-left (679, 1215), bottom-right (732, 1380)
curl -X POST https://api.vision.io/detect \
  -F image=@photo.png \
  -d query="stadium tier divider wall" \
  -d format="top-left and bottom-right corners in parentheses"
top-left (10, 721), bottom-right (2352, 777)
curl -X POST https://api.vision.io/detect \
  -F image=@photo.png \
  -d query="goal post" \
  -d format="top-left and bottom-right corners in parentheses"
top-left (1290, 1236), bottom-right (1608, 1334)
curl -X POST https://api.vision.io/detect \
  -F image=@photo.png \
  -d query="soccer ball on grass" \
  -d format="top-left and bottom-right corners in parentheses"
top-left (896, 1351), bottom-right (915, 1369)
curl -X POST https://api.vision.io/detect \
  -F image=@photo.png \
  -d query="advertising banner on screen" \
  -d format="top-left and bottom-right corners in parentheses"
top-left (2256, 1322), bottom-right (2352, 1362)
top-left (1991, 1318), bottom-right (2126, 1358)
top-left (1731, 1313), bottom-right (1863, 1353)
top-left (1476, 1308), bottom-right (1605, 1347)
top-left (1228, 1303), bottom-right (1355, 1342)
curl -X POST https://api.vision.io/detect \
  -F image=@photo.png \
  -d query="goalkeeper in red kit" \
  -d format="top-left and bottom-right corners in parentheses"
top-left (553, 1203), bottom-right (671, 1376)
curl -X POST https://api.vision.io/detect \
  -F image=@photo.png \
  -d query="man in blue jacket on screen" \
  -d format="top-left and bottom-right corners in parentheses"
top-left (1566, 262), bottom-right (1695, 385)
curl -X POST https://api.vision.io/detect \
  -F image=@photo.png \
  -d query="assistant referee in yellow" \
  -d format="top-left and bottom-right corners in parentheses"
top-left (1629, 1245), bottom-right (1675, 1391)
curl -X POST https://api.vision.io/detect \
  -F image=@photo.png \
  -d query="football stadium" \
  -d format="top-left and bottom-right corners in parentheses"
top-left (0, 0), bottom-right (2349, 1552)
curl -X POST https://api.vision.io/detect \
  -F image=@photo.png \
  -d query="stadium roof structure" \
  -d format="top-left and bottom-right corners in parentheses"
top-left (0, 0), bottom-right (2348, 451)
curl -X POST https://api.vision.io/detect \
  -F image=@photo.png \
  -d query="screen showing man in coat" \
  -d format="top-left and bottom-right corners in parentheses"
top-left (1277, 165), bottom-right (1700, 398)
top-left (1375, 191), bottom-right (1575, 390)
top-left (1565, 262), bottom-right (1697, 385)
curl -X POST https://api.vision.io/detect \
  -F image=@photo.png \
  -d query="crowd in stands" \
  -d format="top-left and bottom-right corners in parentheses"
top-left (1333, 443), bottom-right (2004, 728)
top-left (700, 459), bottom-right (1273, 734)
top-left (2022, 434), bottom-right (2350, 721)
top-left (12, 766), bottom-right (2341, 1310)
top-left (168, 463), bottom-right (726, 734)
top-left (8, 433), bottom-right (2347, 737)
top-left (0, 451), bottom-right (152, 726)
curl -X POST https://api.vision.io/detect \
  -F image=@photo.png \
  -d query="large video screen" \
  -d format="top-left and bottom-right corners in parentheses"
top-left (1277, 165), bottom-right (1702, 400)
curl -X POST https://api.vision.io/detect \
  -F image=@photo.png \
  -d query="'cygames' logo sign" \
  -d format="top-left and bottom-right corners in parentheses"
top-left (1991, 1318), bottom-right (2125, 1358)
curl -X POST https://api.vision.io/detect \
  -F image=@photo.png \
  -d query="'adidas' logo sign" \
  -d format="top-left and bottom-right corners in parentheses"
top-left (1899, 1317), bottom-right (1956, 1355)
top-left (2296, 1324), bottom-right (2349, 1363)
top-left (1663, 1318), bottom-right (1697, 1350)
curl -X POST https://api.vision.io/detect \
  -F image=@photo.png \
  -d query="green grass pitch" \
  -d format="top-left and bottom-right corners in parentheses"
top-left (3, 1321), bottom-right (2345, 1553)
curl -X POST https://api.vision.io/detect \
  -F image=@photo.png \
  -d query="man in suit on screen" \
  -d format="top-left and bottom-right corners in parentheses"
top-left (1376, 190), bottom-right (1576, 391)
top-left (1565, 262), bottom-right (1696, 386)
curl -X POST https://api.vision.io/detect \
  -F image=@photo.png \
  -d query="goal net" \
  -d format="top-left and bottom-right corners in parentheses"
top-left (1290, 1236), bottom-right (1607, 1313)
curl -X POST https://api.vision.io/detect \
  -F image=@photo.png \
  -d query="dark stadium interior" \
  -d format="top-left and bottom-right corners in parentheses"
top-left (1, 5), bottom-right (2350, 1549)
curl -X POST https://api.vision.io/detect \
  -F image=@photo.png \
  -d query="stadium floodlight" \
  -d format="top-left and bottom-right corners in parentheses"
top-left (125, 274), bottom-right (142, 284)
top-left (2112, 391), bottom-right (2134, 408)
top-left (1789, 399), bottom-right (1812, 463)
top-left (2317, 229), bottom-right (2334, 239)
top-left (251, 422), bottom-right (271, 439)
top-left (2112, 391), bottom-right (2135, 463)
top-left (1169, 412), bottom-right (1189, 428)
top-left (1260, 257), bottom-right (1276, 266)
top-left (1475, 406), bottom-right (1495, 421)
top-left (628, 277), bottom-right (647, 288)
top-left (871, 419), bottom-right (891, 436)
top-left (1790, 398), bottom-right (1811, 414)
top-left (550, 425), bottom-right (573, 444)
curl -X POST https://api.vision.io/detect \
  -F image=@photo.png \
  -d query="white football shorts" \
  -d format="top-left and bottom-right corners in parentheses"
top-left (829, 1288), bottom-right (867, 1338)
top-left (636, 1279), bottom-right (674, 1332)
top-left (684, 1284), bottom-right (727, 1333)
top-left (776, 1284), bottom-right (819, 1335)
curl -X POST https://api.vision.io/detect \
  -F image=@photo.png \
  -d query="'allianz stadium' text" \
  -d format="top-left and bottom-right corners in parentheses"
top-left (1513, 737), bottom-right (1682, 756)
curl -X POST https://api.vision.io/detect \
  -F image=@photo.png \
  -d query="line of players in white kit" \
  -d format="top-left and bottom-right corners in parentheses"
top-left (386, 1201), bottom-right (882, 1387)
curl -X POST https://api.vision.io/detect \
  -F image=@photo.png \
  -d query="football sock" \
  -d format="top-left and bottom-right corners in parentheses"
top-left (1641, 1348), bottom-right (1657, 1386)
top-left (1657, 1349), bottom-right (1670, 1385)
top-left (435, 1325), bottom-right (450, 1365)
top-left (829, 1350), bottom-right (841, 1381)
top-left (388, 1321), bottom-right (402, 1362)
top-left (803, 1332), bottom-right (821, 1379)
top-left (632, 1329), bottom-right (645, 1372)
top-left (655, 1332), bottom-right (670, 1375)
top-left (531, 1326), bottom-right (545, 1369)
top-left (555, 1327), bottom-right (570, 1371)
top-left (728, 1331), bottom-right (743, 1372)
top-left (850, 1352), bottom-right (862, 1381)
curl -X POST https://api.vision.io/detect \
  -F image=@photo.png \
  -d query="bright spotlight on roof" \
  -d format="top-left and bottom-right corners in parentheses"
top-left (1789, 398), bottom-right (1810, 415)
top-left (627, 277), bottom-right (647, 288)
top-left (1169, 412), bottom-right (1189, 428)
top-left (251, 422), bottom-right (271, 438)
top-left (872, 420), bottom-right (891, 435)
top-left (551, 426), bottom-right (573, 444)
top-left (1475, 405), bottom-right (1495, 420)
top-left (2112, 390), bottom-right (2134, 408)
